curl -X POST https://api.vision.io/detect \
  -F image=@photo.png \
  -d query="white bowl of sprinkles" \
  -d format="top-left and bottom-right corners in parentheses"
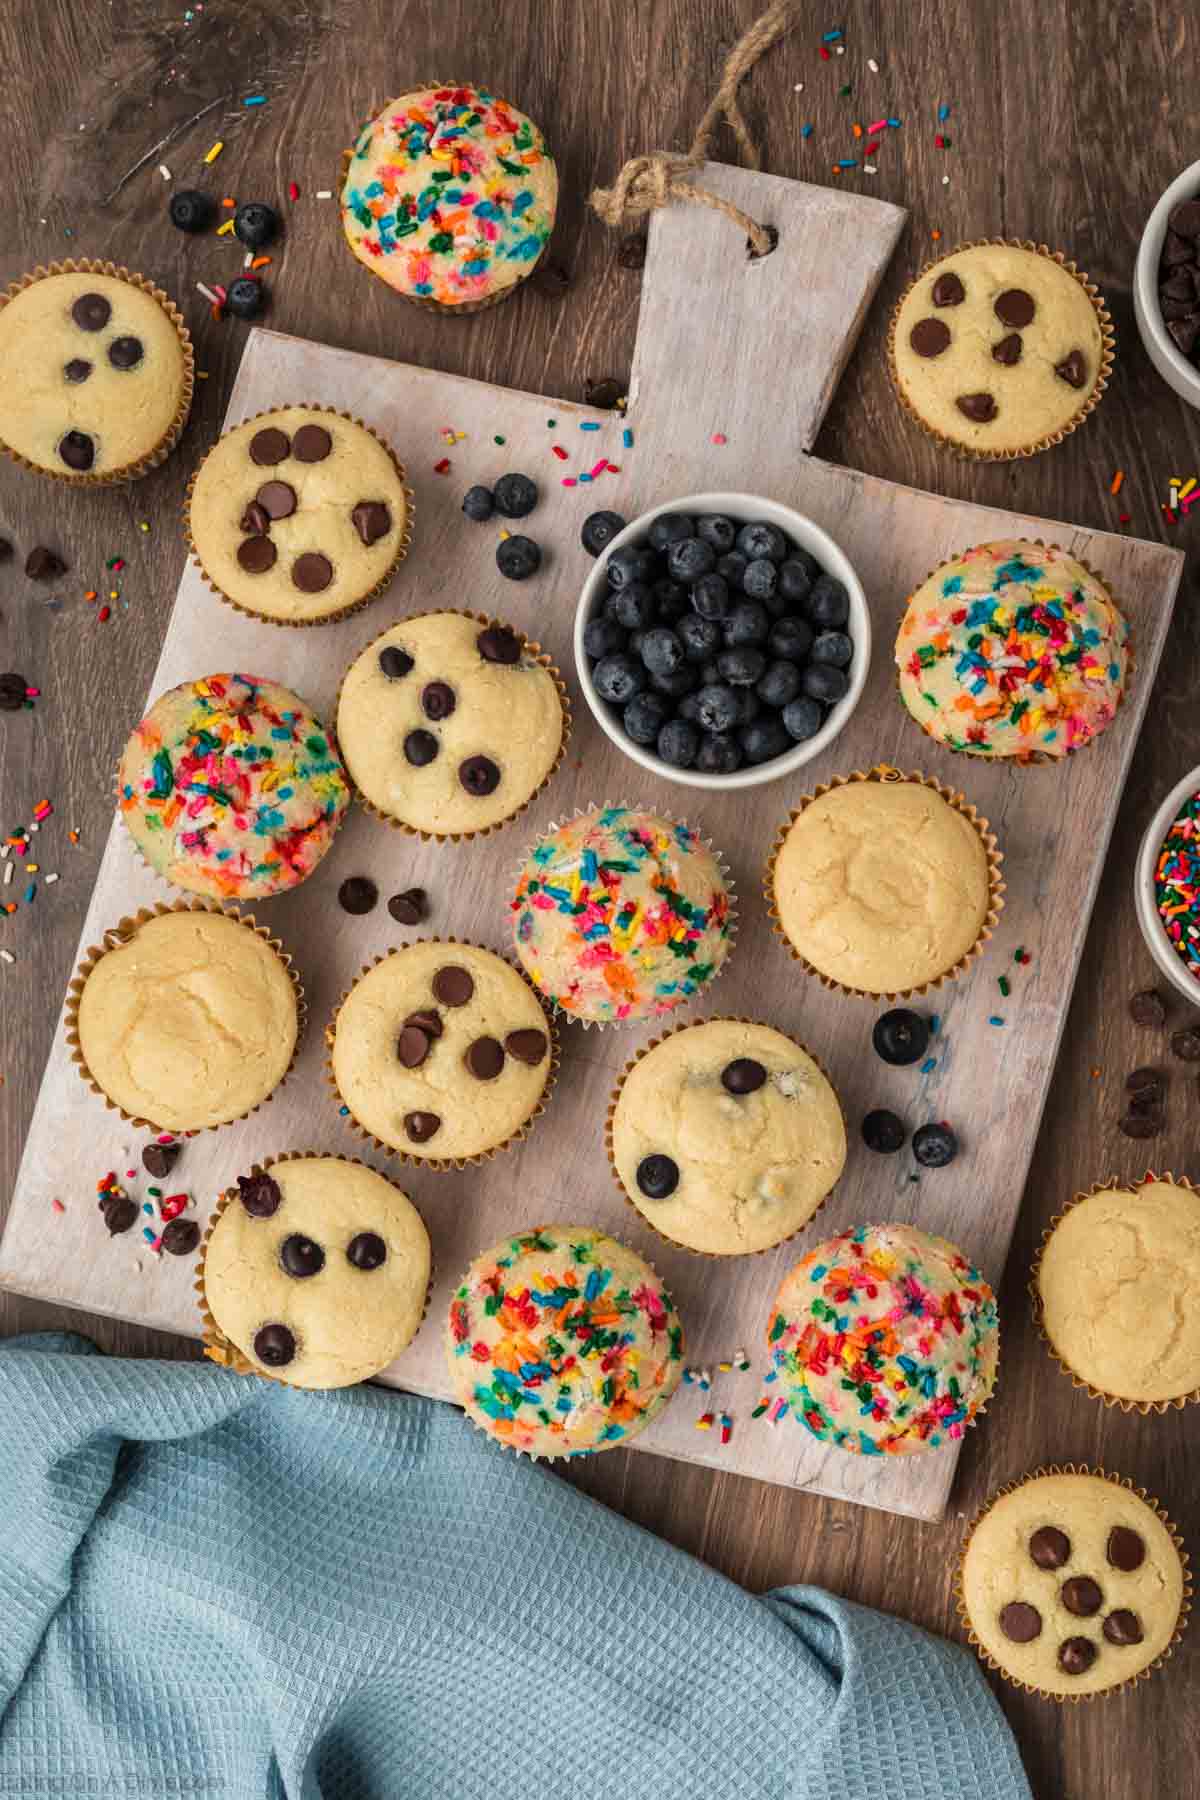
top-left (1134, 763), bottom-right (1200, 1009)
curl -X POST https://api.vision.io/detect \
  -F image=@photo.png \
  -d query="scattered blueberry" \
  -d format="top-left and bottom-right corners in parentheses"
top-left (648, 512), bottom-right (696, 552)
top-left (690, 572), bottom-right (731, 621)
top-left (872, 1009), bottom-right (930, 1066)
top-left (493, 472), bottom-right (538, 518)
top-left (782, 696), bottom-right (823, 741)
top-left (717, 646), bottom-right (766, 687)
top-left (613, 583), bottom-right (656, 631)
top-left (862, 1109), bottom-right (907, 1153)
top-left (735, 520), bottom-right (787, 562)
top-left (677, 613), bottom-right (721, 661)
top-left (741, 558), bottom-right (778, 604)
top-left (581, 509), bottom-right (626, 555)
top-left (593, 653), bottom-right (645, 705)
top-left (801, 662), bottom-right (850, 704)
top-left (740, 715), bottom-right (792, 764)
top-left (912, 1122), bottom-right (958, 1168)
top-left (583, 617), bottom-right (626, 661)
top-left (640, 627), bottom-right (685, 677)
top-left (757, 659), bottom-right (802, 709)
top-left (624, 692), bottom-right (671, 745)
top-left (462, 484), bottom-right (494, 522)
top-left (657, 717), bottom-right (700, 768)
top-left (169, 189), bottom-right (216, 233)
top-left (695, 732), bottom-right (742, 773)
top-left (652, 577), bottom-right (689, 623)
top-left (696, 514), bottom-right (737, 552)
top-left (637, 1154), bottom-right (680, 1199)
top-left (723, 601), bottom-right (769, 647)
top-left (811, 630), bottom-right (853, 668)
top-left (496, 534), bottom-right (541, 580)
top-left (696, 683), bottom-right (740, 734)
top-left (234, 202), bottom-right (280, 249)
top-left (226, 278), bottom-right (265, 320)
top-left (770, 615), bottom-right (813, 661)
top-left (667, 536), bottom-right (716, 583)
top-left (607, 544), bottom-right (657, 590)
top-left (807, 573), bottom-right (850, 628)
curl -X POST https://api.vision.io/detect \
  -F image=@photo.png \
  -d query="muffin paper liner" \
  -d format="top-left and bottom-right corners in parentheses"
top-left (886, 239), bottom-right (1115, 462)
top-left (196, 1149), bottom-right (433, 1388)
top-left (955, 1463), bottom-right (1192, 1702)
top-left (0, 261), bottom-right (194, 486)
top-left (604, 1015), bottom-right (846, 1259)
top-left (325, 935), bottom-right (560, 1169)
top-left (509, 803), bottom-right (739, 1029)
top-left (894, 541), bottom-right (1136, 768)
top-left (184, 405), bottom-right (415, 630)
top-left (1030, 1170), bottom-right (1200, 1414)
top-left (764, 767), bottom-right (1005, 1000)
top-left (64, 899), bottom-right (305, 1134)
top-left (334, 607), bottom-right (571, 840)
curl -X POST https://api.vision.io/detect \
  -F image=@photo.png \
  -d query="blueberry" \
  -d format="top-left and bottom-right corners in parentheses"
top-left (493, 472), bottom-right (538, 519)
top-left (730, 687), bottom-right (760, 727)
top-left (741, 558), bottom-right (778, 604)
top-left (739, 715), bottom-right (792, 764)
top-left (462, 484), bottom-right (494, 522)
top-left (778, 558), bottom-right (815, 607)
top-left (736, 521), bottom-right (788, 563)
top-left (697, 660), bottom-right (723, 688)
top-left (807, 573), bottom-right (850, 628)
top-left (667, 537), bottom-right (716, 583)
top-left (581, 509), bottom-right (626, 556)
top-left (496, 534), bottom-right (541, 580)
top-left (623, 692), bottom-right (671, 745)
top-left (603, 591), bottom-right (625, 623)
top-left (695, 732), bottom-right (742, 774)
top-left (716, 551), bottom-right (748, 588)
top-left (593, 653), bottom-right (644, 705)
top-left (678, 613), bottom-right (721, 661)
top-left (650, 665), bottom-right (698, 699)
top-left (648, 512), bottom-right (695, 552)
top-left (226, 278), bottom-right (265, 320)
top-left (781, 696), bottom-right (824, 741)
top-left (628, 630), bottom-right (647, 660)
top-left (657, 717), bottom-right (700, 768)
top-left (583, 617), bottom-right (626, 661)
top-left (811, 630), bottom-right (853, 668)
top-left (234, 202), bottom-right (279, 249)
top-left (607, 544), bottom-right (657, 590)
top-left (678, 691), bottom-right (703, 722)
top-left (652, 577), bottom-right (689, 623)
top-left (723, 601), bottom-right (769, 647)
top-left (801, 662), bottom-right (850, 704)
top-left (862, 1109), bottom-right (907, 1154)
top-left (756, 659), bottom-right (802, 708)
top-left (690, 573), bottom-right (730, 621)
top-left (769, 615), bottom-right (814, 661)
top-left (913, 1122), bottom-right (958, 1168)
top-left (696, 514), bottom-right (737, 552)
top-left (718, 647), bottom-right (766, 687)
top-left (613, 582), bottom-right (656, 631)
top-left (640, 627), bottom-right (685, 677)
top-left (696, 683), bottom-right (740, 734)
top-left (169, 188), bottom-right (216, 233)
top-left (872, 1009), bottom-right (930, 1066)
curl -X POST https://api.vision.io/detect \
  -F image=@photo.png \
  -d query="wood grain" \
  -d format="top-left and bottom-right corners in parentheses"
top-left (1, 3), bottom-right (1198, 1794)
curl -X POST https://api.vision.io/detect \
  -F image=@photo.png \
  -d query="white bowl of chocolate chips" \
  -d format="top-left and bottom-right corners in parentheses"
top-left (1135, 156), bottom-right (1200, 410)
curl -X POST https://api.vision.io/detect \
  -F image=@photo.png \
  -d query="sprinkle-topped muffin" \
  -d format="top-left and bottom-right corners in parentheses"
top-left (446, 1225), bottom-right (684, 1456)
top-left (511, 807), bottom-right (734, 1025)
top-left (118, 674), bottom-right (350, 901)
top-left (341, 84), bottom-right (557, 311)
top-left (766, 1223), bottom-right (999, 1456)
top-left (895, 541), bottom-right (1130, 760)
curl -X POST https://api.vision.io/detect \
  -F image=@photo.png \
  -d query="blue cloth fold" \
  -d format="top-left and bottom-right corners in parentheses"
top-left (0, 1334), bottom-right (1030, 1800)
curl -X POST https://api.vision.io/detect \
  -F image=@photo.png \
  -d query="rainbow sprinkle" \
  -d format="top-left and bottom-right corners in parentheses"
top-left (1154, 790), bottom-right (1200, 982)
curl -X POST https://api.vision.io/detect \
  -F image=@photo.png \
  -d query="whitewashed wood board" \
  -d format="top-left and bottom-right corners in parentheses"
top-left (0, 167), bottom-right (1184, 1521)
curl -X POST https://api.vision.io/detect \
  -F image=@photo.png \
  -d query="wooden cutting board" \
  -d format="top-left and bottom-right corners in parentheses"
top-left (0, 165), bottom-right (1183, 1520)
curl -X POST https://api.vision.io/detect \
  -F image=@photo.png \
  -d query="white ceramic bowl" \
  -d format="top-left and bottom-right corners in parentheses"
top-left (1134, 763), bottom-right (1200, 1009)
top-left (573, 491), bottom-right (872, 791)
top-left (1133, 157), bottom-right (1200, 411)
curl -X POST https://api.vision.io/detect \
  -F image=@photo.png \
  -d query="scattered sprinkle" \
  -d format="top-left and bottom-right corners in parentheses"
top-left (938, 104), bottom-right (951, 121)
top-left (203, 141), bottom-right (223, 165)
top-left (802, 123), bottom-right (814, 139)
top-left (195, 281), bottom-right (221, 305)
top-left (711, 432), bottom-right (727, 445)
top-left (433, 457), bottom-right (451, 474)
top-left (622, 427), bottom-right (633, 449)
top-left (315, 189), bottom-right (333, 200)
top-left (51, 1198), bottom-right (65, 1214)
top-left (551, 444), bottom-right (568, 460)
top-left (998, 974), bottom-right (1011, 996)
top-left (579, 420), bottom-right (601, 432)
top-left (839, 86), bottom-right (852, 98)
top-left (158, 164), bottom-right (172, 181)
top-left (217, 219), bottom-right (236, 236)
top-left (988, 1015), bottom-right (1005, 1027)
top-left (493, 434), bottom-right (506, 445)
top-left (695, 1412), bottom-right (715, 1431)
top-left (243, 94), bottom-right (266, 107)
top-left (0, 950), bottom-right (13, 965)
top-left (868, 57), bottom-right (879, 72)
top-left (288, 181), bottom-right (300, 202)
top-left (719, 1412), bottom-right (733, 1445)
top-left (920, 1056), bottom-right (937, 1074)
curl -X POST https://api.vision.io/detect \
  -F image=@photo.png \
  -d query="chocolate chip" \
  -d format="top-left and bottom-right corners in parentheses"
top-left (239, 501), bottom-right (272, 536)
top-left (142, 1141), bottom-right (180, 1180)
top-left (1054, 350), bottom-right (1088, 388)
top-left (403, 1110), bottom-right (441, 1144)
top-left (403, 1009), bottom-right (443, 1039)
top-left (237, 535), bottom-right (277, 574)
top-left (532, 256), bottom-right (572, 295)
top-left (1167, 315), bottom-right (1200, 357)
top-left (584, 377), bottom-right (623, 409)
top-left (161, 1217), bottom-right (200, 1256)
top-left (256, 480), bottom-right (296, 520)
top-left (465, 1036), bottom-right (505, 1080)
top-left (351, 501), bottom-right (391, 545)
top-left (25, 547), bottom-right (65, 580)
top-left (1103, 1609), bottom-right (1144, 1646)
top-left (338, 875), bottom-right (378, 915)
top-left (292, 423), bottom-right (332, 462)
top-left (459, 754), bottom-right (500, 795)
top-left (100, 1193), bottom-right (138, 1236)
top-left (387, 888), bottom-right (428, 926)
top-left (280, 1233), bottom-right (325, 1278)
top-left (421, 680), bottom-right (456, 720)
top-left (722, 1058), bottom-right (767, 1095)
top-left (58, 431), bottom-right (95, 471)
top-left (1169, 199), bottom-right (1200, 239)
top-left (999, 1602), bottom-right (1042, 1643)
top-left (253, 1323), bottom-right (296, 1367)
top-left (909, 317), bottom-right (951, 357)
top-left (249, 427), bottom-right (291, 465)
top-left (1162, 229), bottom-right (1197, 267)
top-left (0, 539), bottom-right (11, 561)
top-left (64, 358), bottom-right (92, 383)
top-left (992, 332), bottom-right (1023, 365)
top-left (71, 292), bottom-right (111, 331)
top-left (292, 552), bottom-right (333, 593)
top-left (397, 1024), bottom-right (433, 1068)
top-left (347, 1231), bottom-right (387, 1270)
top-left (1170, 1026), bottom-right (1200, 1061)
top-left (1057, 1636), bottom-right (1097, 1676)
top-left (404, 729), bottom-right (439, 767)
top-left (0, 673), bottom-right (25, 712)
top-left (477, 625), bottom-right (522, 665)
top-left (1118, 1110), bottom-right (1162, 1139)
top-left (432, 965), bottom-right (474, 1006)
top-left (1107, 1527), bottom-right (1145, 1572)
top-left (1160, 291), bottom-right (1197, 323)
top-left (994, 287), bottom-right (1036, 327)
top-left (617, 233), bottom-right (647, 270)
top-left (1125, 1066), bottom-right (1166, 1095)
top-left (1129, 989), bottom-right (1166, 1028)
top-left (1029, 1526), bottom-right (1070, 1570)
top-left (1161, 268), bottom-right (1197, 304)
top-left (637, 1153), bottom-right (679, 1200)
top-left (956, 392), bottom-right (997, 422)
top-left (108, 335), bottom-right (144, 370)
top-left (1061, 1576), bottom-right (1103, 1617)
top-left (237, 1171), bottom-right (282, 1218)
top-left (932, 271), bottom-right (965, 306)
top-left (379, 645), bottom-right (413, 679)
top-left (504, 1029), bottom-right (548, 1066)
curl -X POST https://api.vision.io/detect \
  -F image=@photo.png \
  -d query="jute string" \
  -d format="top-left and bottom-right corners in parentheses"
top-left (589, 1), bottom-right (798, 255)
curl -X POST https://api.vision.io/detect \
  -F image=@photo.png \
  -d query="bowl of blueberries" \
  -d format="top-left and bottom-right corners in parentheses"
top-left (575, 492), bottom-right (870, 787)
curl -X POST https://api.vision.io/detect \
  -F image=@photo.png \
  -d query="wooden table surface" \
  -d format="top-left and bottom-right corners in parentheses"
top-left (1, 4), bottom-right (1197, 1795)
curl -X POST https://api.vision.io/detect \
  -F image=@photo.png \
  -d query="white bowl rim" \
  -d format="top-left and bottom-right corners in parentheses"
top-left (1133, 761), bottom-right (1200, 1009)
top-left (1134, 155), bottom-right (1200, 398)
top-left (573, 489), bottom-right (873, 791)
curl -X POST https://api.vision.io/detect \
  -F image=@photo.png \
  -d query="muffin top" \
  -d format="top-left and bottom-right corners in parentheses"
top-left (203, 1157), bottom-right (430, 1388)
top-left (0, 271), bottom-right (188, 477)
top-left (768, 1223), bottom-right (999, 1456)
top-left (896, 540), bottom-right (1129, 759)
top-left (1036, 1179), bottom-right (1200, 1404)
top-left (75, 910), bottom-right (297, 1131)
top-left (960, 1471), bottom-right (1185, 1697)
top-left (771, 779), bottom-right (992, 995)
top-left (511, 806), bottom-right (734, 1024)
top-left (892, 243), bottom-right (1104, 454)
top-left (188, 408), bottom-right (408, 624)
top-left (610, 1020), bottom-right (846, 1255)
top-left (446, 1224), bottom-right (683, 1456)
top-left (337, 614), bottom-right (565, 834)
top-left (118, 673), bottom-right (350, 901)
top-left (341, 83), bottom-right (557, 307)
top-left (330, 940), bottom-right (553, 1161)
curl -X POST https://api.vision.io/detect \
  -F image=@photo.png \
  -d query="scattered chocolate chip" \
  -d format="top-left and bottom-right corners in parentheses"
top-left (108, 335), bottom-right (144, 370)
top-left (161, 1217), bottom-right (200, 1256)
top-left (398, 1024), bottom-right (433, 1068)
top-left (421, 680), bottom-right (456, 720)
top-left (1167, 315), bottom-right (1200, 357)
top-left (256, 480), bottom-right (296, 520)
top-left (292, 423), bottom-right (332, 462)
top-left (25, 546), bottom-right (65, 580)
top-left (378, 644), bottom-right (413, 679)
top-left (142, 1141), bottom-right (180, 1180)
top-left (249, 427), bottom-right (291, 466)
top-left (999, 1602), bottom-right (1042, 1643)
top-left (1127, 1091), bottom-right (1164, 1122)
top-left (1118, 1110), bottom-right (1163, 1139)
top-left (253, 1322), bottom-right (296, 1367)
top-left (237, 535), bottom-right (277, 574)
top-left (432, 965), bottom-right (474, 1007)
top-left (1061, 1576), bottom-right (1103, 1617)
top-left (909, 317), bottom-right (951, 358)
top-left (351, 501), bottom-right (391, 545)
top-left (1125, 1066), bottom-right (1166, 1095)
top-left (1162, 229), bottom-right (1197, 267)
top-left (1107, 1527), bottom-right (1145, 1572)
top-left (504, 1029), bottom-right (548, 1066)
top-left (1169, 199), bottom-right (1200, 239)
top-left (584, 376), bottom-right (623, 409)
top-left (1170, 1026), bottom-right (1200, 1061)
top-left (292, 551), bottom-right (333, 593)
top-left (992, 331), bottom-right (1023, 365)
top-left (0, 673), bottom-right (26, 712)
top-left (1029, 1526), bottom-right (1071, 1570)
top-left (64, 357), bottom-right (92, 383)
top-left (477, 624), bottom-right (522, 665)
top-left (280, 1233), bottom-right (325, 1278)
top-left (404, 729), bottom-right (439, 767)
top-left (337, 876), bottom-right (378, 915)
top-left (239, 501), bottom-right (272, 535)
top-left (932, 271), bottom-right (965, 306)
top-left (1103, 1609), bottom-right (1144, 1647)
top-left (1129, 989), bottom-right (1166, 1028)
top-left (403, 1008), bottom-right (443, 1039)
top-left (994, 287), bottom-right (1036, 327)
top-left (721, 1057), bottom-right (767, 1095)
top-left (956, 392), bottom-right (997, 423)
top-left (100, 1193), bottom-right (138, 1236)
top-left (532, 256), bottom-right (572, 295)
top-left (637, 1153), bottom-right (679, 1199)
top-left (1054, 349), bottom-right (1087, 388)
top-left (237, 1171), bottom-right (282, 1218)
top-left (387, 888), bottom-right (428, 926)
top-left (71, 292), bottom-right (111, 331)
top-left (459, 754), bottom-right (500, 795)
top-left (1057, 1636), bottom-right (1098, 1676)
top-left (465, 1036), bottom-right (505, 1080)
top-left (347, 1231), bottom-right (387, 1270)
top-left (60, 429), bottom-right (96, 471)
top-left (403, 1110), bottom-right (441, 1144)
top-left (616, 233), bottom-right (647, 270)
